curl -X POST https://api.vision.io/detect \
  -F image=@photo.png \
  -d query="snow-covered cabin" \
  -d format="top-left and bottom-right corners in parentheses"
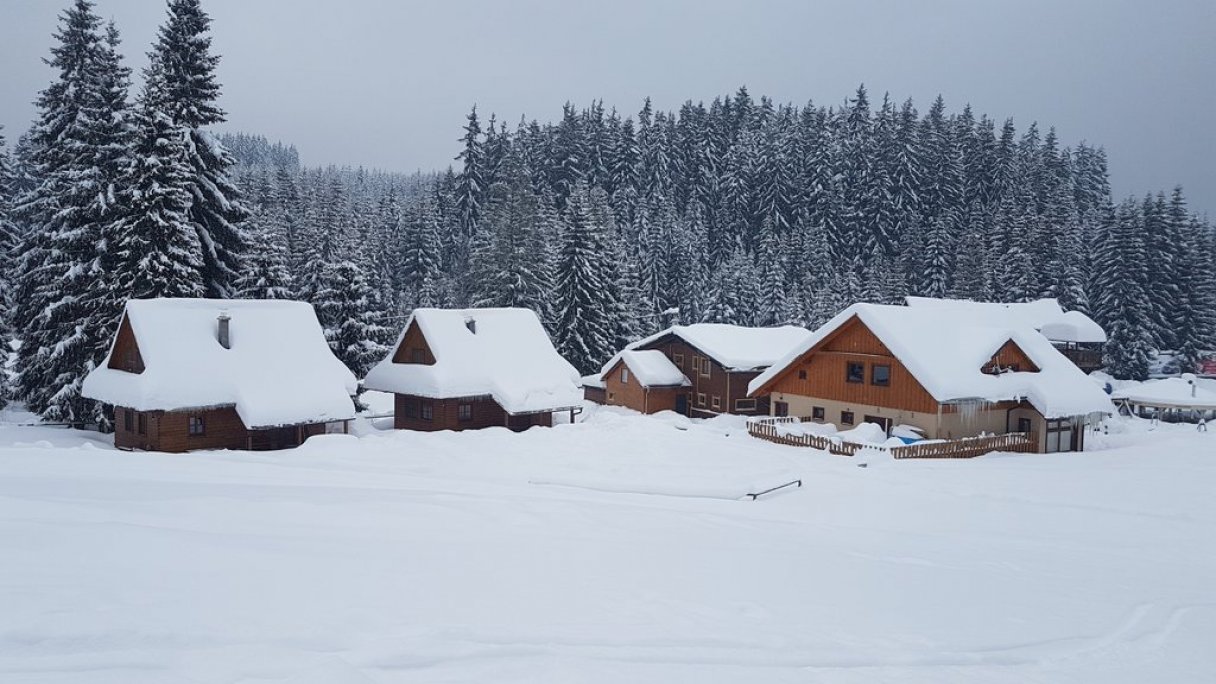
top-left (363, 308), bottom-right (582, 431)
top-left (592, 324), bottom-right (813, 416)
top-left (1112, 375), bottom-right (1216, 422)
top-left (906, 297), bottom-right (1107, 373)
top-left (82, 299), bottom-right (358, 452)
top-left (748, 304), bottom-right (1113, 453)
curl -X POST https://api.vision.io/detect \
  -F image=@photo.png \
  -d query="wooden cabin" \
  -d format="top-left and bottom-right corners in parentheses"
top-left (591, 324), bottom-right (812, 417)
top-left (748, 304), bottom-right (1113, 453)
top-left (363, 308), bottom-right (582, 431)
top-left (82, 299), bottom-right (358, 453)
top-left (599, 350), bottom-right (691, 414)
top-left (906, 297), bottom-right (1107, 373)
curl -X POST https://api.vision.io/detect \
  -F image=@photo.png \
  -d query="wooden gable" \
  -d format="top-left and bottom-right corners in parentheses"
top-left (107, 314), bottom-right (145, 374)
top-left (391, 320), bottom-right (436, 365)
top-left (751, 315), bottom-right (939, 414)
top-left (982, 340), bottom-right (1040, 375)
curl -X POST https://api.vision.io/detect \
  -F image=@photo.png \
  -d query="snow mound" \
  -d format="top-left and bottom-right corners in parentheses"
top-left (612, 323), bottom-right (812, 372)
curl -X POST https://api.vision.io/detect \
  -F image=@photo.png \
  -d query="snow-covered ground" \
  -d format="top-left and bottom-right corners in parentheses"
top-left (1, 403), bottom-right (1214, 683)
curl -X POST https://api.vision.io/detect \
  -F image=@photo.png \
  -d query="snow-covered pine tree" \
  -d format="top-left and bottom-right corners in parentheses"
top-left (147, 0), bottom-right (249, 297)
top-left (1094, 200), bottom-right (1154, 380)
top-left (14, 1), bottom-right (132, 426)
top-left (454, 105), bottom-right (484, 237)
top-left (234, 210), bottom-right (294, 299)
top-left (553, 183), bottom-right (616, 374)
top-left (312, 249), bottom-right (390, 379)
top-left (112, 70), bottom-right (205, 301)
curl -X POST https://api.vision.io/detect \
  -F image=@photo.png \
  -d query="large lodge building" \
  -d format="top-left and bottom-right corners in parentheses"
top-left (748, 303), bottom-right (1113, 453)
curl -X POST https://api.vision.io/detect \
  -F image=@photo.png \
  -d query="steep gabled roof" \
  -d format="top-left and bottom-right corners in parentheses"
top-left (608, 350), bottom-right (691, 387)
top-left (905, 296), bottom-right (1107, 344)
top-left (750, 303), bottom-right (1113, 418)
top-left (363, 308), bottom-right (581, 414)
top-left (82, 299), bottom-right (358, 428)
top-left (620, 323), bottom-right (813, 372)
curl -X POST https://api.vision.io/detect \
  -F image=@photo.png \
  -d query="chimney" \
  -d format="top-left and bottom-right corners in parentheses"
top-left (217, 311), bottom-right (231, 349)
top-left (464, 316), bottom-right (477, 334)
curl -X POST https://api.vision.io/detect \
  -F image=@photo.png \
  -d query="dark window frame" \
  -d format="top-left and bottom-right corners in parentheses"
top-left (457, 403), bottom-right (473, 422)
top-left (137, 413), bottom-right (147, 435)
top-left (841, 410), bottom-right (855, 426)
top-left (846, 362), bottom-right (865, 384)
top-left (734, 398), bottom-right (756, 412)
top-left (871, 364), bottom-right (891, 387)
top-left (711, 396), bottom-right (721, 410)
top-left (774, 401), bottom-right (790, 417)
top-left (697, 392), bottom-right (706, 406)
top-left (420, 401), bottom-right (434, 421)
top-left (188, 415), bottom-right (206, 436)
top-left (812, 406), bottom-right (825, 420)
top-left (798, 369), bottom-right (808, 380)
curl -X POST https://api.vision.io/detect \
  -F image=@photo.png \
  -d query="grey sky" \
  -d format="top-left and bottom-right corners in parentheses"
top-left (2, 0), bottom-right (1213, 215)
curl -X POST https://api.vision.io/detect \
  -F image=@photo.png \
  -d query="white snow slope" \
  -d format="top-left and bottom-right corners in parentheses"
top-left (1, 407), bottom-right (1213, 683)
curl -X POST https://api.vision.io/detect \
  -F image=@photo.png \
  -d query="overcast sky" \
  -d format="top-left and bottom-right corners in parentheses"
top-left (2, 0), bottom-right (1213, 215)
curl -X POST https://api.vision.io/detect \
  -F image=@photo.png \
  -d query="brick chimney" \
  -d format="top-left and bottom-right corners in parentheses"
top-left (217, 311), bottom-right (231, 349)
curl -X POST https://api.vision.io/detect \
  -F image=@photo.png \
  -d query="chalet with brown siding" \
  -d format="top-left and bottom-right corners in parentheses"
top-left (82, 299), bottom-right (358, 452)
top-left (748, 303), bottom-right (1113, 453)
top-left (593, 324), bottom-right (812, 417)
top-left (364, 308), bottom-right (582, 431)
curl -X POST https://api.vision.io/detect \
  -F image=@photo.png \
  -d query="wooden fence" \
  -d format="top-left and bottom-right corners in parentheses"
top-left (746, 417), bottom-right (865, 456)
top-left (747, 416), bottom-right (1038, 459)
top-left (889, 432), bottom-right (1037, 459)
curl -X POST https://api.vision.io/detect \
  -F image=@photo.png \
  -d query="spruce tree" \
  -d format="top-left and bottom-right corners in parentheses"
top-left (553, 183), bottom-right (616, 374)
top-left (235, 211), bottom-right (294, 299)
top-left (15, 0), bottom-right (131, 426)
top-left (148, 0), bottom-right (249, 297)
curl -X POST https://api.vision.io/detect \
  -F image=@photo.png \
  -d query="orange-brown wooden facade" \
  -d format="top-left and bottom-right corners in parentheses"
top-left (753, 316), bottom-right (938, 414)
top-left (600, 359), bottom-right (686, 414)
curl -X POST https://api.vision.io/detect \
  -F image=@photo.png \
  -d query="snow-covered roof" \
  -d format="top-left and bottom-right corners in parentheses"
top-left (363, 308), bottom-right (581, 414)
top-left (82, 299), bottom-right (357, 428)
top-left (1112, 377), bottom-right (1216, 410)
top-left (608, 350), bottom-right (691, 387)
top-left (905, 296), bottom-right (1107, 344)
top-left (618, 323), bottom-right (813, 372)
top-left (750, 303), bottom-right (1114, 419)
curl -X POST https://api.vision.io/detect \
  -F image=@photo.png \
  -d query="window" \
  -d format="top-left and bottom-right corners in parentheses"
top-left (458, 403), bottom-right (472, 422)
top-left (673, 353), bottom-right (684, 367)
top-left (621, 367), bottom-right (630, 384)
top-left (774, 401), bottom-right (790, 417)
top-left (712, 396), bottom-right (721, 410)
top-left (420, 401), bottom-right (434, 421)
top-left (734, 398), bottom-right (756, 412)
top-left (697, 393), bottom-right (706, 406)
top-left (871, 364), bottom-right (890, 387)
top-left (137, 413), bottom-right (147, 435)
top-left (812, 406), bottom-right (825, 420)
top-left (841, 410), bottom-right (855, 426)
top-left (846, 362), bottom-right (865, 384)
top-left (798, 369), bottom-right (807, 380)
top-left (404, 398), bottom-right (418, 418)
top-left (188, 415), bottom-right (205, 436)
top-left (699, 357), bottom-right (711, 377)
top-left (410, 348), bottom-right (426, 363)
top-left (1017, 417), bottom-right (1033, 433)
top-left (124, 409), bottom-right (133, 432)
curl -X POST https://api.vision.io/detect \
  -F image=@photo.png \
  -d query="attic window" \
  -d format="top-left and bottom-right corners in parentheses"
top-left (465, 317), bottom-right (477, 334)
top-left (621, 368), bottom-right (630, 384)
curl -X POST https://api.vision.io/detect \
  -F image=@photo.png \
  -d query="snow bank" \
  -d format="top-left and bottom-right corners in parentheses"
top-left (364, 308), bottom-right (582, 414)
top-left (82, 299), bottom-right (357, 428)
top-left (752, 303), bottom-right (1114, 419)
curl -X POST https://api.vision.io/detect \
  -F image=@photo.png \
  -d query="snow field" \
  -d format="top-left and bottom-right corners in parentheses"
top-left (0, 407), bottom-right (1213, 683)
